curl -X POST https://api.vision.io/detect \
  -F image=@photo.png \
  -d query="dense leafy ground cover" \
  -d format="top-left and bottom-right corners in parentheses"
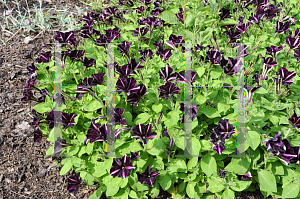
top-left (16, 0), bottom-right (300, 198)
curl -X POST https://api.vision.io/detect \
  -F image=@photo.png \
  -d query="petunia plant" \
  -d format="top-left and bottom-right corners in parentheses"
top-left (21, 0), bottom-right (300, 198)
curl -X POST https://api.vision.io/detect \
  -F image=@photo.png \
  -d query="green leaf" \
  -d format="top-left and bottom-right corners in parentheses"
top-left (158, 10), bottom-right (178, 24)
top-left (83, 99), bottom-right (104, 111)
top-left (186, 182), bottom-right (196, 198)
top-left (134, 113), bottom-right (152, 124)
top-left (185, 13), bottom-right (195, 28)
top-left (164, 110), bottom-right (179, 128)
top-left (152, 104), bottom-right (163, 113)
top-left (229, 180), bottom-right (252, 192)
top-left (116, 141), bottom-right (143, 156)
top-left (159, 174), bottom-right (172, 191)
top-left (103, 175), bottom-right (121, 196)
top-left (225, 157), bottom-right (251, 175)
top-left (86, 142), bottom-right (93, 154)
top-left (279, 117), bottom-right (290, 125)
top-left (196, 95), bottom-right (208, 105)
top-left (147, 139), bottom-right (166, 156)
top-left (217, 102), bottom-right (230, 114)
top-left (201, 154), bottom-right (217, 177)
top-left (183, 29), bottom-right (195, 41)
top-left (187, 157), bottom-right (198, 171)
top-left (175, 137), bottom-right (201, 156)
top-left (258, 169), bottom-right (277, 193)
top-left (269, 115), bottom-right (279, 126)
top-left (129, 190), bottom-right (138, 198)
top-left (200, 106), bottom-right (221, 118)
top-left (33, 102), bottom-right (52, 113)
top-left (179, 182), bottom-right (186, 192)
top-left (123, 111), bottom-right (134, 126)
top-left (245, 131), bottom-right (261, 150)
top-left (197, 67), bottom-right (206, 78)
top-left (259, 34), bottom-right (268, 41)
top-left (210, 66), bottom-right (223, 79)
top-left (123, 24), bottom-right (137, 30)
top-left (113, 188), bottom-right (128, 199)
top-left (222, 188), bottom-right (235, 199)
top-left (46, 145), bottom-right (54, 156)
top-left (255, 87), bottom-right (268, 94)
top-left (60, 160), bottom-right (72, 175)
top-left (219, 18), bottom-right (238, 26)
top-left (282, 183), bottom-right (300, 198)
top-left (89, 186), bottom-right (106, 199)
top-left (266, 161), bottom-right (284, 176)
top-left (207, 177), bottom-right (225, 193)
top-left (175, 159), bottom-right (187, 173)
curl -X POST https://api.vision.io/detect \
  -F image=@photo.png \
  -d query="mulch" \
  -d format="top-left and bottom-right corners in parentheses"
top-left (0, 0), bottom-right (278, 198)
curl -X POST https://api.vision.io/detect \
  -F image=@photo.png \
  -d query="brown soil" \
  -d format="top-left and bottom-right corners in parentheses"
top-left (0, 0), bottom-right (278, 198)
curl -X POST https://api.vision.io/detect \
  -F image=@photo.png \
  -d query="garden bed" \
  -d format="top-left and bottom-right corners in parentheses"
top-left (0, 0), bottom-right (284, 198)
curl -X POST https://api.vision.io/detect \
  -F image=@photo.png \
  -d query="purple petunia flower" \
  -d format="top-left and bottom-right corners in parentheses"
top-left (91, 73), bottom-right (106, 85)
top-left (110, 154), bottom-right (135, 179)
top-left (179, 102), bottom-right (198, 123)
top-left (237, 172), bottom-right (252, 181)
top-left (294, 47), bottom-right (300, 62)
top-left (261, 56), bottom-right (277, 80)
top-left (265, 4), bottom-right (281, 19)
top-left (33, 129), bottom-right (44, 143)
top-left (68, 50), bottom-right (85, 63)
top-left (116, 64), bottom-right (134, 78)
top-left (138, 49), bottom-right (154, 63)
top-left (83, 122), bottom-right (107, 145)
top-left (159, 63), bottom-right (178, 83)
top-left (288, 110), bottom-right (300, 130)
top-left (131, 123), bottom-right (157, 145)
top-left (136, 6), bottom-right (145, 14)
top-left (114, 108), bottom-right (126, 126)
top-left (27, 63), bottom-right (39, 75)
top-left (216, 119), bottom-right (236, 139)
top-left (151, 6), bottom-right (164, 16)
top-left (244, 85), bottom-right (262, 103)
top-left (60, 112), bottom-right (77, 130)
top-left (220, 8), bottom-right (231, 20)
top-left (220, 57), bottom-right (243, 76)
top-left (126, 84), bottom-right (147, 106)
top-left (80, 57), bottom-right (96, 69)
top-left (286, 37), bottom-right (300, 55)
top-left (210, 129), bottom-right (226, 155)
top-left (54, 31), bottom-right (78, 47)
top-left (67, 172), bottom-right (84, 194)
top-left (224, 28), bottom-right (242, 44)
top-left (262, 132), bottom-right (297, 165)
top-left (176, 70), bottom-right (197, 84)
top-left (136, 165), bottom-right (160, 187)
top-left (130, 151), bottom-right (141, 161)
top-left (117, 40), bottom-right (132, 57)
top-left (158, 82), bottom-right (180, 100)
top-left (35, 51), bottom-right (52, 64)
top-left (162, 129), bottom-right (175, 155)
top-left (45, 110), bottom-right (55, 130)
top-left (218, 168), bottom-right (227, 179)
top-left (205, 49), bottom-right (224, 65)
top-left (165, 34), bottom-right (185, 51)
top-left (116, 77), bottom-right (140, 95)
top-left (275, 21), bottom-right (290, 34)
top-left (278, 67), bottom-right (297, 86)
top-left (265, 45), bottom-right (283, 59)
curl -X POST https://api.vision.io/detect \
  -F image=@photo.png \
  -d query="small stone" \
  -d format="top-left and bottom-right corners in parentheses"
top-left (16, 121), bottom-right (31, 130)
